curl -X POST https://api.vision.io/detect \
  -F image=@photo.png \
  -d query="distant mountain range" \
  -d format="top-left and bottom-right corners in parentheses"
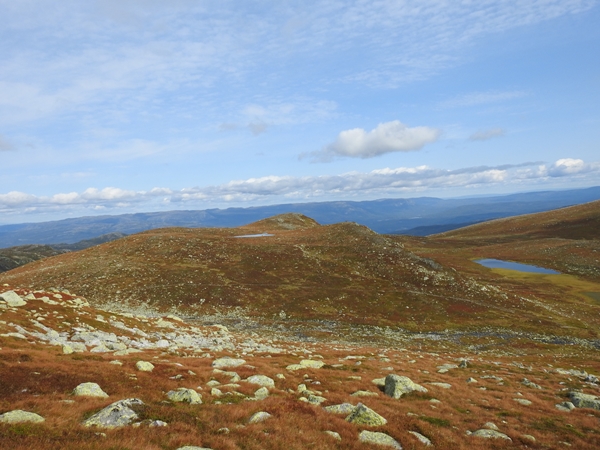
top-left (0, 185), bottom-right (599, 248)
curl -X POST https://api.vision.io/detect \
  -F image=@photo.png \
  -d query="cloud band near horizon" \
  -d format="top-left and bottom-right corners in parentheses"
top-left (1, 159), bottom-right (598, 219)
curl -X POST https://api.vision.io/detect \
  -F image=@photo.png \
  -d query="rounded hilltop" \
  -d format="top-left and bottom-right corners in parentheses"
top-left (241, 213), bottom-right (320, 232)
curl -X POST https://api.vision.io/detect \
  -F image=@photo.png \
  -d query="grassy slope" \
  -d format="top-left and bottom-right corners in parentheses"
top-left (1, 211), bottom-right (599, 339)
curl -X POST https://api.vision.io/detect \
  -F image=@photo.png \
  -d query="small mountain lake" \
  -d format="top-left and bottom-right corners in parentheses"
top-left (233, 233), bottom-right (274, 238)
top-left (475, 258), bottom-right (561, 275)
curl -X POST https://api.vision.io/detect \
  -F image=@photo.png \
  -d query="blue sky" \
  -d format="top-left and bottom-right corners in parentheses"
top-left (1, 0), bottom-right (599, 224)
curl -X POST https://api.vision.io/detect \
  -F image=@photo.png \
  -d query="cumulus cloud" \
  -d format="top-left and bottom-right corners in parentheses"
top-left (3, 159), bottom-right (598, 216)
top-left (469, 128), bottom-right (506, 141)
top-left (308, 121), bottom-right (441, 162)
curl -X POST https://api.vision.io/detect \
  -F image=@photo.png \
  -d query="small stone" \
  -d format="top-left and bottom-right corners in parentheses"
top-left (0, 410), bottom-right (44, 424)
top-left (428, 382), bottom-right (452, 389)
top-left (324, 430), bottom-right (341, 441)
top-left (483, 422), bottom-right (499, 431)
top-left (254, 387), bottom-right (269, 400)
top-left (522, 434), bottom-right (536, 442)
top-left (248, 411), bottom-right (272, 424)
top-left (73, 382), bottom-right (109, 398)
top-left (555, 401), bottom-right (576, 412)
top-left (466, 377), bottom-right (477, 383)
top-left (351, 390), bottom-right (379, 397)
top-left (345, 403), bottom-right (387, 426)
top-left (136, 361), bottom-right (155, 372)
top-left (513, 398), bottom-right (532, 406)
top-left (359, 430), bottom-right (402, 449)
top-left (408, 431), bottom-right (432, 446)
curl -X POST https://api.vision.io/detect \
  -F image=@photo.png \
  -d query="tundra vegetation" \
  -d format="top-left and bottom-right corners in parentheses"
top-left (0, 202), bottom-right (599, 449)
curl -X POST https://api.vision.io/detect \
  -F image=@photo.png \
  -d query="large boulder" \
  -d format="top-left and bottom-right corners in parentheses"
top-left (569, 391), bottom-right (600, 410)
top-left (0, 291), bottom-right (26, 307)
top-left (82, 398), bottom-right (144, 428)
top-left (167, 388), bottom-right (202, 404)
top-left (384, 374), bottom-right (427, 399)
top-left (73, 382), bottom-right (109, 398)
top-left (345, 403), bottom-right (387, 426)
top-left (136, 361), bottom-right (155, 372)
top-left (246, 375), bottom-right (275, 388)
top-left (359, 430), bottom-right (402, 449)
top-left (0, 410), bottom-right (44, 424)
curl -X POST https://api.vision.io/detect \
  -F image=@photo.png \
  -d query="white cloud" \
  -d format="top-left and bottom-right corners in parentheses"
top-left (469, 128), bottom-right (506, 141)
top-left (308, 121), bottom-right (441, 161)
top-left (2, 159), bottom-right (598, 215)
top-left (440, 91), bottom-right (527, 109)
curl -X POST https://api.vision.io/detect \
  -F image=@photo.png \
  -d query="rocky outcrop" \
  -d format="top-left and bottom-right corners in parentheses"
top-left (82, 398), bottom-right (144, 428)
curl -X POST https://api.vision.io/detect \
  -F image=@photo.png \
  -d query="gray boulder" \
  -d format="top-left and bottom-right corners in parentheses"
top-left (384, 374), bottom-right (427, 399)
top-left (569, 391), bottom-right (600, 410)
top-left (82, 398), bottom-right (144, 428)
top-left (167, 388), bottom-right (202, 404)
top-left (359, 430), bottom-right (402, 449)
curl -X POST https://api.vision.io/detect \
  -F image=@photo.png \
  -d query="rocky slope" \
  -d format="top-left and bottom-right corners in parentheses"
top-left (1, 285), bottom-right (599, 450)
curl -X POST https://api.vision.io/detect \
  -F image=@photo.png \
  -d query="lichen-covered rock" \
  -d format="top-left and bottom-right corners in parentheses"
top-left (555, 401), bottom-right (576, 412)
top-left (359, 430), bottom-right (402, 449)
top-left (324, 430), bottom-right (341, 440)
top-left (73, 382), bottom-right (109, 398)
top-left (82, 398), bottom-right (143, 428)
top-left (0, 410), bottom-right (44, 424)
top-left (471, 429), bottom-right (512, 440)
top-left (351, 390), bottom-right (379, 397)
top-left (286, 364), bottom-right (305, 371)
top-left (384, 374), bottom-right (427, 399)
top-left (569, 391), bottom-right (600, 410)
top-left (254, 387), bottom-right (269, 400)
top-left (248, 411), bottom-right (272, 424)
top-left (0, 291), bottom-right (26, 307)
top-left (300, 359), bottom-right (325, 369)
top-left (167, 388), bottom-right (202, 404)
top-left (212, 357), bottom-right (246, 369)
top-left (136, 361), bottom-right (154, 372)
top-left (324, 403), bottom-right (355, 414)
top-left (345, 403), bottom-right (387, 426)
top-left (246, 375), bottom-right (275, 387)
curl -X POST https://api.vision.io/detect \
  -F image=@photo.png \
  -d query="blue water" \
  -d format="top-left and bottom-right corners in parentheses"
top-left (475, 258), bottom-right (560, 275)
top-left (233, 233), bottom-right (274, 238)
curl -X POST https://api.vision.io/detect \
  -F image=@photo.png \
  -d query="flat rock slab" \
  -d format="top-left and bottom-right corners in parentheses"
top-left (73, 382), bottom-right (109, 398)
top-left (0, 291), bottom-right (26, 307)
top-left (0, 410), bottom-right (44, 424)
top-left (82, 398), bottom-right (144, 428)
top-left (359, 430), bottom-right (402, 449)
top-left (212, 357), bottom-right (246, 369)
top-left (346, 403), bottom-right (387, 426)
top-left (324, 403), bottom-right (355, 414)
top-left (471, 429), bottom-right (512, 440)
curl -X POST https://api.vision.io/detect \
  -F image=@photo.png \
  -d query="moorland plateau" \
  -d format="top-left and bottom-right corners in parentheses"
top-left (0, 200), bottom-right (599, 449)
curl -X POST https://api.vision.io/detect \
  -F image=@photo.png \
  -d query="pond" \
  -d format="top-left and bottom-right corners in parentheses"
top-left (474, 258), bottom-right (560, 275)
top-left (233, 233), bottom-right (274, 238)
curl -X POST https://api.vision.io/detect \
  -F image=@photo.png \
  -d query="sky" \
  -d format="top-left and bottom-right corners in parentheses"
top-left (1, 0), bottom-right (599, 224)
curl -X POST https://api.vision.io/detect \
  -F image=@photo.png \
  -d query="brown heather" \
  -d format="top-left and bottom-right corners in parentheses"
top-left (0, 203), bottom-right (599, 448)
